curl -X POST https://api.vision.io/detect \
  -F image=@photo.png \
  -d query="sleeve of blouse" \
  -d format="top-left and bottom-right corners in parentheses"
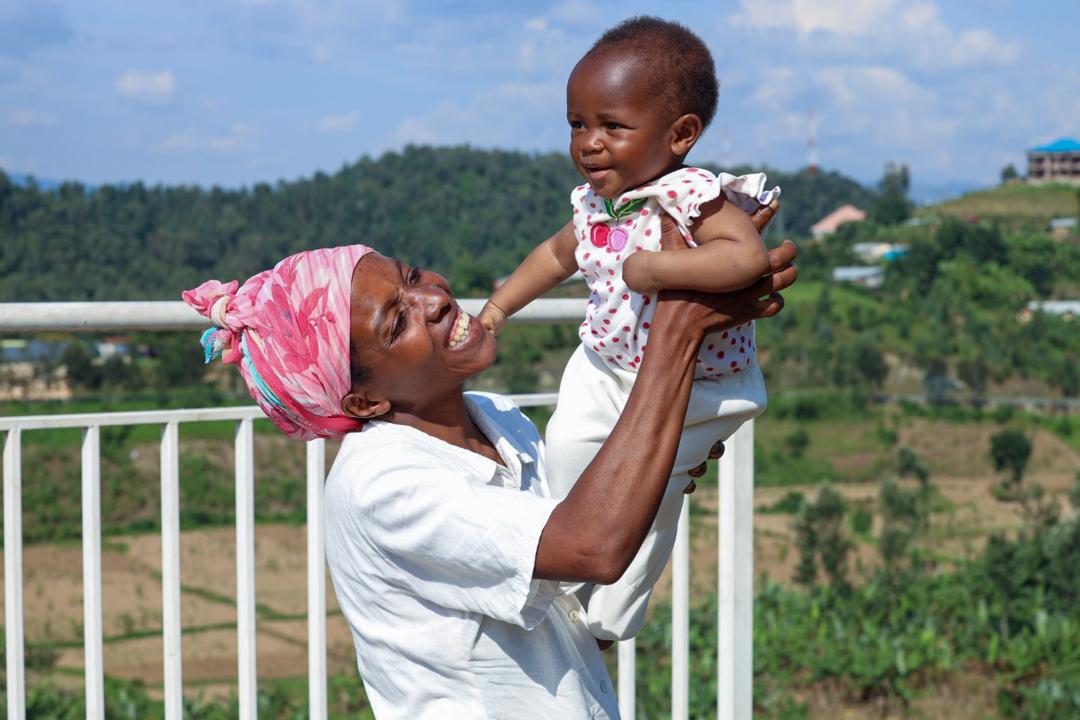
top-left (350, 447), bottom-right (561, 630)
top-left (652, 167), bottom-right (782, 239)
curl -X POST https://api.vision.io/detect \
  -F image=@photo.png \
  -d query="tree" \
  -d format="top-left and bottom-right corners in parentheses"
top-left (792, 484), bottom-right (852, 589)
top-left (61, 341), bottom-right (102, 391)
top-left (956, 354), bottom-right (989, 396)
top-left (870, 162), bottom-right (912, 226)
top-left (990, 429), bottom-right (1032, 490)
top-left (879, 480), bottom-right (913, 570)
top-left (922, 356), bottom-right (954, 405)
top-left (1000, 164), bottom-right (1018, 183)
top-left (783, 429), bottom-right (809, 458)
top-left (101, 355), bottom-right (136, 388)
top-left (853, 339), bottom-right (888, 389)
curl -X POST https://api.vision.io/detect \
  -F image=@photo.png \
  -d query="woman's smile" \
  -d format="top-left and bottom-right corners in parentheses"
top-left (447, 309), bottom-right (480, 351)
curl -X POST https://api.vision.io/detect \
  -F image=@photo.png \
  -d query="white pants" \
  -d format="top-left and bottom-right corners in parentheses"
top-left (545, 344), bottom-right (767, 641)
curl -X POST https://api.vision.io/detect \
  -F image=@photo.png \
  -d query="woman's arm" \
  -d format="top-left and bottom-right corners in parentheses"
top-left (622, 195), bottom-right (771, 295)
top-left (480, 222), bottom-right (578, 334)
top-left (534, 224), bottom-right (797, 584)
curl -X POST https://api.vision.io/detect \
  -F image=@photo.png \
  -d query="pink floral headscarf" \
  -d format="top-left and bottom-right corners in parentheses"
top-left (182, 245), bottom-right (374, 441)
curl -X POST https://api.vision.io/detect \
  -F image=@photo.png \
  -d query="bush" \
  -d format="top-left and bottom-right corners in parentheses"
top-left (990, 429), bottom-right (1033, 490)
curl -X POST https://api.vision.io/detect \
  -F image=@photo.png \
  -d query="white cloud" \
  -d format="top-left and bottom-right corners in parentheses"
top-left (815, 65), bottom-right (924, 109)
top-left (732, 0), bottom-right (898, 37)
top-left (206, 0), bottom-right (406, 63)
top-left (158, 124), bottom-right (259, 155)
top-left (115, 69), bottom-right (175, 105)
top-left (730, 0), bottom-right (1021, 70)
top-left (391, 116), bottom-right (441, 146)
top-left (4, 108), bottom-right (58, 128)
top-left (0, 154), bottom-right (38, 173)
top-left (313, 111), bottom-right (359, 132)
top-left (387, 80), bottom-right (564, 150)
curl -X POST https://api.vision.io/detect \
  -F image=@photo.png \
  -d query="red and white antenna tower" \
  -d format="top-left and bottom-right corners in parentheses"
top-left (807, 108), bottom-right (818, 176)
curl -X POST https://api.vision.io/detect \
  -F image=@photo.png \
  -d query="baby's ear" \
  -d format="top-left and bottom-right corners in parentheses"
top-left (341, 389), bottom-right (391, 420)
top-left (668, 113), bottom-right (703, 157)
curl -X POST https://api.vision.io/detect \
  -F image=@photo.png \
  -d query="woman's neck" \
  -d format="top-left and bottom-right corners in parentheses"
top-left (384, 389), bottom-right (504, 465)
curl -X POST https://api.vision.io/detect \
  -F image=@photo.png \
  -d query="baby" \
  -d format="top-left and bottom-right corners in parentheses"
top-left (479, 17), bottom-right (780, 641)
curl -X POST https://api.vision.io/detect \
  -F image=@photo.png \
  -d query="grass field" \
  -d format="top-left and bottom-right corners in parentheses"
top-left (927, 182), bottom-right (1078, 227)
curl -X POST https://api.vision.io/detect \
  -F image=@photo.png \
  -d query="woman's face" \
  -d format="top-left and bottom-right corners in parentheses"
top-left (346, 253), bottom-right (496, 417)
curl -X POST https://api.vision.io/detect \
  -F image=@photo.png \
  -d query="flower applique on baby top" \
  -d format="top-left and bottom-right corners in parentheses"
top-left (570, 166), bottom-right (781, 380)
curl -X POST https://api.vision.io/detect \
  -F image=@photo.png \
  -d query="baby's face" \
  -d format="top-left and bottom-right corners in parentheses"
top-left (566, 52), bottom-right (680, 198)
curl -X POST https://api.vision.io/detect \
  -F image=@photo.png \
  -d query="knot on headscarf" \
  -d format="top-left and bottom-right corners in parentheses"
top-left (183, 279), bottom-right (245, 365)
top-left (182, 245), bottom-right (374, 441)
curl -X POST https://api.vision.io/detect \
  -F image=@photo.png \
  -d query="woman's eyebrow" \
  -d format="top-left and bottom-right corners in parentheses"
top-left (372, 261), bottom-right (405, 342)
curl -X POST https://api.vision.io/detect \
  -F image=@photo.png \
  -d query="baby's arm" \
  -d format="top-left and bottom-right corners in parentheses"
top-left (622, 195), bottom-right (771, 295)
top-left (480, 221), bottom-right (578, 334)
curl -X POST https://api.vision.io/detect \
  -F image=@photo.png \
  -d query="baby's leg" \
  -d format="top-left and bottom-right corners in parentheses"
top-left (584, 365), bottom-right (767, 641)
top-left (544, 344), bottom-right (628, 500)
top-left (545, 345), bottom-right (630, 599)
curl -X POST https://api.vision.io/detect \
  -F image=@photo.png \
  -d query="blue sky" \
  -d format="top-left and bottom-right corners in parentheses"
top-left (1, 0), bottom-right (1078, 188)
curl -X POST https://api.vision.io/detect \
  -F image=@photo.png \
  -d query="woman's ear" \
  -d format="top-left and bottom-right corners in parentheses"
top-left (341, 389), bottom-right (391, 420)
top-left (668, 113), bottom-right (703, 158)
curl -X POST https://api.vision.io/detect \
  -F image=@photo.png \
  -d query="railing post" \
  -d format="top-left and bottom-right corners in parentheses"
top-left (160, 422), bottom-right (183, 719)
top-left (82, 425), bottom-right (105, 720)
top-left (672, 498), bottom-right (690, 720)
top-left (4, 429), bottom-right (26, 720)
top-left (717, 419), bottom-right (754, 720)
top-left (617, 639), bottom-right (635, 719)
top-left (306, 439), bottom-right (328, 720)
top-left (235, 418), bottom-right (257, 719)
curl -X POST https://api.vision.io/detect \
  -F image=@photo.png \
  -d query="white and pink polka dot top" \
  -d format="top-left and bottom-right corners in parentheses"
top-left (572, 166), bottom-right (780, 380)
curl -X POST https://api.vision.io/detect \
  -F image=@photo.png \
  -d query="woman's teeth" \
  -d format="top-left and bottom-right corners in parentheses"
top-left (449, 311), bottom-right (472, 349)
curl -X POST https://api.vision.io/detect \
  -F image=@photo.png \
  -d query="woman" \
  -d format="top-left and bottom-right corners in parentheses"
top-left (183, 211), bottom-right (796, 719)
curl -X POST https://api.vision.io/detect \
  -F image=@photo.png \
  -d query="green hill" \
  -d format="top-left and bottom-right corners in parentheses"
top-left (927, 182), bottom-right (1079, 227)
top-left (0, 146), bottom-right (873, 301)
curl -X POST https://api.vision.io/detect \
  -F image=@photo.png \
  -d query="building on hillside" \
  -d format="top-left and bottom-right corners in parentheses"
top-left (96, 335), bottom-right (131, 359)
top-left (810, 205), bottom-right (866, 239)
top-left (851, 242), bottom-right (910, 263)
top-left (832, 266), bottom-right (883, 289)
top-left (1049, 217), bottom-right (1077, 240)
top-left (1027, 138), bottom-right (1080, 185)
top-left (1018, 300), bottom-right (1080, 322)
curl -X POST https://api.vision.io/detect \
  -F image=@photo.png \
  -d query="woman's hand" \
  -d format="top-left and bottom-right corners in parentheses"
top-left (657, 201), bottom-right (795, 492)
top-left (652, 208), bottom-right (797, 342)
top-left (750, 198), bottom-right (779, 234)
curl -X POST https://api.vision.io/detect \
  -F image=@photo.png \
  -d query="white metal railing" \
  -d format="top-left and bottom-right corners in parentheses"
top-left (0, 299), bottom-right (754, 720)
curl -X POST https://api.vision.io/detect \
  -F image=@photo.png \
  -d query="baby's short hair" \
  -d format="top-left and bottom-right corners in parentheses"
top-left (586, 16), bottom-right (719, 129)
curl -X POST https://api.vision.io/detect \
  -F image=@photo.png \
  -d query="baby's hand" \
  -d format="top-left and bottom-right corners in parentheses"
top-left (479, 301), bottom-right (509, 335)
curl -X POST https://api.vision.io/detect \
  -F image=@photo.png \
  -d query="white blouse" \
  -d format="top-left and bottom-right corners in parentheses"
top-left (324, 392), bottom-right (619, 719)
top-left (571, 166), bottom-right (780, 379)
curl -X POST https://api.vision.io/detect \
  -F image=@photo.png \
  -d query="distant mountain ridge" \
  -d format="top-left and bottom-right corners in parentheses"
top-left (0, 146), bottom-right (878, 302)
top-left (8, 173), bottom-right (66, 192)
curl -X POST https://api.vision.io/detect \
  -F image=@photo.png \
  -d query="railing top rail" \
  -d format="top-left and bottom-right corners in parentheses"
top-left (0, 405), bottom-right (265, 430)
top-left (0, 298), bottom-right (587, 333)
top-left (0, 392), bottom-right (560, 431)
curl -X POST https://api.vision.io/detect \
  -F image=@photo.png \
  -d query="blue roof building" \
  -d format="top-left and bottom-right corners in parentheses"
top-left (1027, 137), bottom-right (1080, 184)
